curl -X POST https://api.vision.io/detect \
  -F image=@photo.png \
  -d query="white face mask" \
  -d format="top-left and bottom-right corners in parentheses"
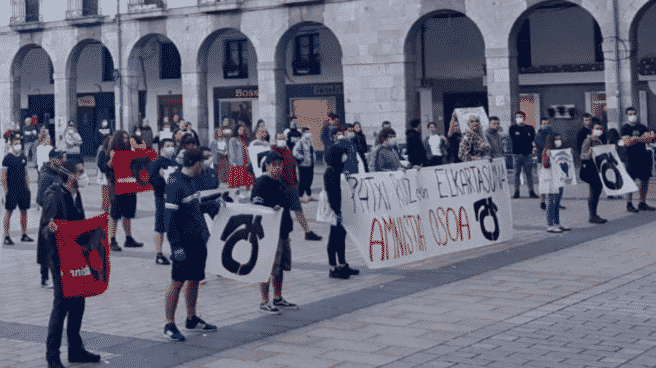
top-left (135, 130), bottom-right (141, 136)
top-left (554, 140), bottom-right (562, 148)
top-left (77, 173), bottom-right (89, 188)
top-left (223, 129), bottom-right (232, 136)
top-left (161, 146), bottom-right (175, 159)
top-left (303, 132), bottom-right (312, 139)
top-left (628, 115), bottom-right (637, 123)
top-left (516, 118), bottom-right (524, 124)
top-left (346, 132), bottom-right (355, 139)
top-left (101, 121), bottom-right (107, 127)
top-left (593, 129), bottom-right (603, 137)
top-left (13, 144), bottom-right (22, 152)
top-left (68, 127), bottom-right (74, 133)
top-left (387, 137), bottom-right (397, 147)
top-left (277, 140), bottom-right (287, 147)
top-left (341, 153), bottom-right (348, 163)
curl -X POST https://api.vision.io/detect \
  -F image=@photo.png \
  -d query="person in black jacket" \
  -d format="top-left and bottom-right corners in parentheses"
top-left (406, 119), bottom-right (427, 167)
top-left (509, 111), bottom-right (538, 198)
top-left (352, 122), bottom-right (369, 172)
top-left (286, 118), bottom-right (302, 151)
top-left (149, 138), bottom-right (176, 265)
top-left (324, 144), bottom-right (360, 279)
top-left (41, 160), bottom-right (101, 368)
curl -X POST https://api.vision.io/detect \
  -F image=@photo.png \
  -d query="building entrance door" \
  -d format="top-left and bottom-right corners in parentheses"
top-left (158, 95), bottom-right (182, 129)
top-left (290, 97), bottom-right (336, 151)
top-left (217, 99), bottom-right (256, 133)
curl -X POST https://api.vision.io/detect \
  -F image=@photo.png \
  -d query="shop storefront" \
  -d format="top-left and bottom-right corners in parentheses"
top-left (213, 86), bottom-right (259, 133)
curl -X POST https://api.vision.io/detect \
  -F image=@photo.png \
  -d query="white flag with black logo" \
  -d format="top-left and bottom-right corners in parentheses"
top-left (591, 145), bottom-right (638, 196)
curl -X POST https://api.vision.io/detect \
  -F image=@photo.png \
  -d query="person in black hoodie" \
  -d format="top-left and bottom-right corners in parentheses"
top-left (352, 122), bottom-right (369, 172)
top-left (324, 144), bottom-right (360, 279)
top-left (149, 138), bottom-right (177, 265)
top-left (406, 119), bottom-right (427, 167)
top-left (40, 160), bottom-right (101, 368)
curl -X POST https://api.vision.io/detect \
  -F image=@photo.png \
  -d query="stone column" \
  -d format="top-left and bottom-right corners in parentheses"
top-left (603, 37), bottom-right (635, 130)
top-left (257, 61), bottom-right (286, 135)
top-left (66, 0), bottom-right (83, 18)
top-left (119, 69), bottom-right (139, 132)
top-left (0, 79), bottom-right (12, 155)
top-left (181, 70), bottom-right (205, 144)
top-left (53, 72), bottom-right (73, 150)
top-left (11, 0), bottom-right (26, 23)
top-left (485, 47), bottom-right (518, 132)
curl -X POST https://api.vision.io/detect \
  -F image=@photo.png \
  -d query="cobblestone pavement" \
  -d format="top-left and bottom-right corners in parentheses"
top-left (2, 164), bottom-right (656, 367)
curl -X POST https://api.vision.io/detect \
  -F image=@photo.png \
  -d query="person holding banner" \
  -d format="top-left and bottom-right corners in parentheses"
top-left (621, 107), bottom-right (656, 212)
top-left (536, 117), bottom-right (555, 210)
top-left (41, 160), bottom-right (101, 368)
top-left (580, 123), bottom-right (608, 224)
top-left (149, 138), bottom-right (176, 266)
top-left (251, 151), bottom-right (299, 313)
top-left (540, 134), bottom-right (570, 233)
top-left (458, 115), bottom-right (492, 163)
top-left (163, 148), bottom-right (220, 341)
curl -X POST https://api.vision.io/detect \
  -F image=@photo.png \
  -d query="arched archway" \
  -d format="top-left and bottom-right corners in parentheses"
top-left (197, 29), bottom-right (258, 143)
top-left (404, 10), bottom-right (486, 137)
top-left (66, 39), bottom-right (117, 156)
top-left (273, 21), bottom-right (344, 151)
top-left (127, 34), bottom-right (182, 134)
top-left (630, 0), bottom-right (656, 129)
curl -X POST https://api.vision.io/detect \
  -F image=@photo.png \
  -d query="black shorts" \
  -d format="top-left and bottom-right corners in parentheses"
top-left (271, 238), bottom-right (291, 277)
top-left (171, 245), bottom-right (207, 282)
top-left (286, 185), bottom-right (302, 212)
top-left (110, 193), bottom-right (137, 220)
top-left (5, 190), bottom-right (30, 211)
top-left (627, 156), bottom-right (652, 181)
top-left (154, 195), bottom-right (166, 233)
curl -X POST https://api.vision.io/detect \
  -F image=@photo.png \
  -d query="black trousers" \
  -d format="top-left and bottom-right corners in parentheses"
top-left (46, 268), bottom-right (85, 359)
top-left (588, 177), bottom-right (603, 218)
top-left (40, 263), bottom-right (49, 282)
top-left (298, 166), bottom-right (314, 197)
top-left (327, 224), bottom-right (346, 266)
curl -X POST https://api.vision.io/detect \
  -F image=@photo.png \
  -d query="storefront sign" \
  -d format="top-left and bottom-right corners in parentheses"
top-left (215, 86), bottom-right (259, 99)
top-left (313, 84), bottom-right (343, 95)
top-left (78, 96), bottom-right (96, 107)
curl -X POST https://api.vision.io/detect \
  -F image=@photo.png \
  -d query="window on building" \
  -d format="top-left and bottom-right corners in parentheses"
top-left (160, 42), bottom-right (181, 80)
top-left (517, 19), bottom-right (531, 68)
top-left (83, 0), bottom-right (99, 16)
top-left (224, 40), bottom-right (248, 79)
top-left (293, 34), bottom-right (320, 76)
top-left (102, 47), bottom-right (114, 82)
top-left (144, 0), bottom-right (165, 7)
top-left (26, 0), bottom-right (39, 22)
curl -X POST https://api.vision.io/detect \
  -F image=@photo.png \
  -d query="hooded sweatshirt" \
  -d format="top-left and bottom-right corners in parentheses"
top-left (323, 145), bottom-right (348, 215)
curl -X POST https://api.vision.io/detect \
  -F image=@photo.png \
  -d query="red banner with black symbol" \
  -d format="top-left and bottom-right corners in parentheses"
top-left (54, 213), bottom-right (110, 298)
top-left (113, 149), bottom-right (157, 195)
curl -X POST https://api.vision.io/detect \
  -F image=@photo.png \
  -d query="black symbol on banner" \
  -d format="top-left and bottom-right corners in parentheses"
top-left (473, 197), bottom-right (500, 241)
top-left (76, 228), bottom-right (108, 282)
top-left (594, 153), bottom-right (623, 190)
top-left (220, 215), bottom-right (264, 275)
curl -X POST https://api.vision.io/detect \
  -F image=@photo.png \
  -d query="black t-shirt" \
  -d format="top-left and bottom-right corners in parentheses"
top-left (2, 153), bottom-right (28, 193)
top-left (286, 129), bottom-right (302, 151)
top-left (251, 175), bottom-right (293, 239)
top-left (621, 123), bottom-right (651, 162)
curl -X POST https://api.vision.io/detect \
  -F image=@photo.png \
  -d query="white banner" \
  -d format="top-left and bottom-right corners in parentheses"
top-left (340, 158), bottom-right (513, 269)
top-left (248, 145), bottom-right (271, 178)
top-left (550, 148), bottom-right (578, 186)
top-left (454, 107), bottom-right (489, 134)
top-left (206, 203), bottom-right (283, 283)
top-left (592, 145), bottom-right (638, 196)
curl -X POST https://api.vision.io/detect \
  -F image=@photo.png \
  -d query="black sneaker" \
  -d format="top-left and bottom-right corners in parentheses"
top-left (41, 279), bottom-right (53, 289)
top-left (627, 203), bottom-right (640, 213)
top-left (164, 323), bottom-right (186, 341)
top-left (21, 234), bottom-right (34, 242)
top-left (540, 202), bottom-right (546, 210)
top-left (343, 263), bottom-right (360, 276)
top-left (110, 238), bottom-right (122, 252)
top-left (559, 205), bottom-right (566, 210)
top-left (47, 356), bottom-right (64, 368)
top-left (4, 237), bottom-right (14, 246)
top-left (124, 236), bottom-right (144, 248)
top-left (589, 216), bottom-right (608, 224)
top-left (156, 253), bottom-right (171, 265)
top-left (273, 298), bottom-right (299, 310)
top-left (259, 302), bottom-right (282, 314)
top-left (529, 192), bottom-right (539, 199)
top-left (512, 192), bottom-right (520, 199)
top-left (68, 348), bottom-right (101, 363)
top-left (305, 231), bottom-right (323, 241)
top-left (185, 315), bottom-right (217, 331)
top-left (638, 202), bottom-right (656, 211)
top-left (329, 266), bottom-right (350, 279)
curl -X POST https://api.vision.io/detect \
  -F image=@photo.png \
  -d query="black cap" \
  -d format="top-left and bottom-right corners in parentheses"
top-left (264, 151), bottom-right (284, 165)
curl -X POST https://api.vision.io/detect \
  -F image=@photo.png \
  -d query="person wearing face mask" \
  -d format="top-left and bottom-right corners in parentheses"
top-left (148, 138), bottom-right (177, 266)
top-left (446, 113), bottom-right (462, 164)
top-left (271, 133), bottom-right (323, 241)
top-left (22, 117), bottom-right (39, 168)
top-left (424, 122), bottom-right (446, 166)
top-left (40, 160), bottom-right (102, 368)
top-left (64, 121), bottom-right (83, 165)
top-left (37, 128), bottom-right (54, 173)
top-left (2, 137), bottom-right (33, 245)
top-left (138, 118), bottom-right (154, 149)
top-left (196, 147), bottom-right (220, 192)
top-left (371, 128), bottom-right (402, 172)
top-left (540, 134), bottom-right (570, 233)
top-left (163, 148), bottom-right (220, 342)
top-left (321, 113), bottom-right (340, 157)
top-left (621, 107), bottom-right (656, 212)
top-left (97, 119), bottom-right (112, 149)
top-left (293, 127), bottom-right (316, 202)
top-left (535, 117), bottom-right (555, 210)
top-left (509, 111), bottom-right (538, 199)
top-left (352, 122), bottom-right (370, 172)
top-left (228, 124), bottom-right (254, 190)
top-left (485, 117), bottom-right (505, 159)
top-left (458, 115), bottom-right (492, 163)
top-left (580, 123), bottom-right (608, 224)
top-left (333, 125), bottom-right (360, 175)
top-left (406, 119), bottom-right (428, 167)
top-left (286, 118), bottom-right (302, 151)
top-left (155, 121), bottom-right (174, 144)
top-left (216, 128), bottom-right (232, 184)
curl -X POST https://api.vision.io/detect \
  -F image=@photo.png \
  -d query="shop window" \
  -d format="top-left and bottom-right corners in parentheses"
top-left (293, 34), bottom-right (320, 76)
top-left (26, 0), bottom-right (39, 22)
top-left (160, 42), bottom-right (181, 80)
top-left (102, 47), bottom-right (114, 82)
top-left (224, 40), bottom-right (248, 79)
top-left (83, 0), bottom-right (99, 16)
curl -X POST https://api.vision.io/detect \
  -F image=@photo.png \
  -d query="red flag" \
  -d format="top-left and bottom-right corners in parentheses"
top-left (54, 213), bottom-right (110, 298)
top-left (113, 149), bottom-right (158, 195)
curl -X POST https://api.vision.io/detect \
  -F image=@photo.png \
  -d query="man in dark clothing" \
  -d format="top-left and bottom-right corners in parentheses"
top-left (621, 107), bottom-right (656, 212)
top-left (149, 138), bottom-right (176, 266)
top-left (36, 150), bottom-right (65, 288)
top-left (321, 113), bottom-right (339, 153)
top-left (286, 118), bottom-right (302, 151)
top-left (163, 148), bottom-right (220, 342)
top-left (2, 136), bottom-right (33, 245)
top-left (22, 117), bottom-right (39, 167)
top-left (406, 119), bottom-right (427, 167)
top-left (40, 160), bottom-right (101, 368)
top-left (334, 127), bottom-right (360, 175)
top-left (136, 118), bottom-right (154, 149)
top-left (509, 111), bottom-right (538, 198)
top-left (251, 151), bottom-right (298, 313)
top-left (324, 144), bottom-right (360, 279)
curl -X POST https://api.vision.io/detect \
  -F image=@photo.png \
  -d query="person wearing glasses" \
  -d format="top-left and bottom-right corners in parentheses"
top-left (458, 115), bottom-right (492, 163)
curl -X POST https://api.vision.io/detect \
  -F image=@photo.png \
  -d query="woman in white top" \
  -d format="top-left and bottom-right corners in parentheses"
top-left (36, 128), bottom-right (53, 172)
top-left (64, 121), bottom-right (84, 164)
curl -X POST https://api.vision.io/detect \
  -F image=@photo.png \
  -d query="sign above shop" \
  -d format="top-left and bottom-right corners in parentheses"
top-left (78, 96), bottom-right (96, 107)
top-left (313, 84), bottom-right (342, 95)
top-left (215, 86), bottom-right (259, 99)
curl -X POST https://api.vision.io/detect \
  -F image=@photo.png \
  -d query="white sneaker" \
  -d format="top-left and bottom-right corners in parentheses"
top-left (546, 226), bottom-right (563, 233)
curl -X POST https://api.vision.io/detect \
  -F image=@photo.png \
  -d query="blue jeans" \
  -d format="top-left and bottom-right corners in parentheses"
top-left (514, 154), bottom-right (534, 194)
top-left (547, 187), bottom-right (564, 227)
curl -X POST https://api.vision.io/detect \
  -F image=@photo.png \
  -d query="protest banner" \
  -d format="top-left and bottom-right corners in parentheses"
top-left (54, 213), bottom-right (110, 298)
top-left (113, 149), bottom-right (158, 195)
top-left (206, 203), bottom-right (283, 283)
top-left (592, 145), bottom-right (638, 195)
top-left (340, 158), bottom-right (513, 269)
top-left (454, 107), bottom-right (489, 133)
top-left (550, 148), bottom-right (578, 186)
top-left (248, 145), bottom-right (271, 178)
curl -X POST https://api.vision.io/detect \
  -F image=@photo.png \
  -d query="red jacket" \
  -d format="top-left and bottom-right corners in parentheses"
top-left (271, 145), bottom-right (298, 187)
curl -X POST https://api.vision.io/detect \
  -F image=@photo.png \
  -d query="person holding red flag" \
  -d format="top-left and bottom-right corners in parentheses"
top-left (40, 160), bottom-right (101, 368)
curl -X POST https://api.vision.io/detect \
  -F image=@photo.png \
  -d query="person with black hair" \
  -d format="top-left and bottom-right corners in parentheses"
top-left (509, 111), bottom-right (538, 198)
top-left (536, 117), bottom-right (554, 210)
top-left (580, 123), bottom-right (608, 224)
top-left (321, 113), bottom-right (339, 153)
top-left (485, 117), bottom-right (505, 159)
top-left (324, 144), bottom-right (360, 279)
top-left (175, 134), bottom-right (199, 167)
top-left (286, 118), bottom-right (302, 151)
top-left (371, 128), bottom-right (402, 172)
top-left (406, 119), bottom-right (428, 167)
top-left (352, 122), bottom-right (369, 172)
top-left (621, 107), bottom-right (656, 212)
top-left (40, 160), bottom-right (101, 368)
top-left (293, 127), bottom-right (316, 202)
top-left (228, 124), bottom-right (254, 190)
top-left (446, 113), bottom-right (462, 164)
top-left (540, 133), bottom-right (570, 233)
top-left (149, 138), bottom-right (177, 266)
top-left (334, 126), bottom-right (360, 175)
top-left (163, 148), bottom-right (220, 342)
top-left (64, 121), bottom-right (83, 165)
top-left (425, 122), bottom-right (446, 166)
top-left (96, 135), bottom-right (112, 214)
top-left (2, 136), bottom-right (33, 245)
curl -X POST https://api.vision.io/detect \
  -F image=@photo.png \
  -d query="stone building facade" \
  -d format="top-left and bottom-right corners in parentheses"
top-left (2, 0), bottom-right (656, 155)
